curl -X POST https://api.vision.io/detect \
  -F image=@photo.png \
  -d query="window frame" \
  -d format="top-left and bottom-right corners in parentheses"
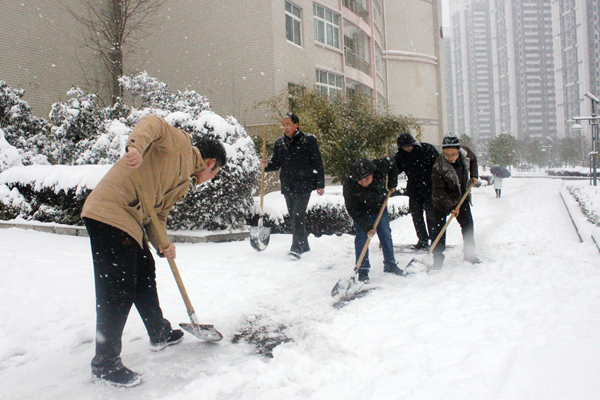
top-left (286, 1), bottom-right (303, 47)
top-left (313, 4), bottom-right (340, 49)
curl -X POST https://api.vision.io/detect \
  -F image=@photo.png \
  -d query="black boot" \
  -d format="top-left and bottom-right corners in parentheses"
top-left (150, 329), bottom-right (184, 351)
top-left (384, 263), bottom-right (407, 276)
top-left (92, 357), bottom-right (142, 388)
top-left (411, 240), bottom-right (429, 250)
top-left (358, 269), bottom-right (370, 283)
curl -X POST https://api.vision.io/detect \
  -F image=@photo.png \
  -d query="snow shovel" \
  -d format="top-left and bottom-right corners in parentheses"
top-left (250, 126), bottom-right (271, 251)
top-left (135, 182), bottom-right (223, 342)
top-left (405, 181), bottom-right (475, 272)
top-left (331, 189), bottom-right (395, 299)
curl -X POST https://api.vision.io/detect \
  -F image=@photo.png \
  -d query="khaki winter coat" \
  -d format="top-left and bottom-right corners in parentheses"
top-left (81, 115), bottom-right (206, 250)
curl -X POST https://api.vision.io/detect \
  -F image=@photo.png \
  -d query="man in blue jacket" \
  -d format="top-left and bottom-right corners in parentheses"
top-left (261, 113), bottom-right (325, 259)
top-left (395, 132), bottom-right (443, 250)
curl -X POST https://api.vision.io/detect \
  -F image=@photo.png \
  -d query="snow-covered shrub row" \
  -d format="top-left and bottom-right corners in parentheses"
top-left (0, 74), bottom-right (259, 231)
top-left (0, 165), bottom-right (108, 225)
top-left (567, 185), bottom-right (600, 226)
top-left (247, 193), bottom-right (409, 237)
top-left (546, 167), bottom-right (590, 177)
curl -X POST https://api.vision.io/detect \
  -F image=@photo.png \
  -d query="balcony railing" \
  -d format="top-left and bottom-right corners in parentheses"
top-left (343, 0), bottom-right (369, 23)
top-left (345, 48), bottom-right (371, 75)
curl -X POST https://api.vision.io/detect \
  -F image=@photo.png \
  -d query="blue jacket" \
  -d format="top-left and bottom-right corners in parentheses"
top-left (265, 129), bottom-right (325, 196)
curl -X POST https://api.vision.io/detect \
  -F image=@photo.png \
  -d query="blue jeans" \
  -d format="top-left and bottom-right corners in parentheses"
top-left (354, 208), bottom-right (396, 271)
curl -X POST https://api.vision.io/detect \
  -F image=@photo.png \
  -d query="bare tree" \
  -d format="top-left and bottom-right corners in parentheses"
top-left (69, 0), bottom-right (166, 105)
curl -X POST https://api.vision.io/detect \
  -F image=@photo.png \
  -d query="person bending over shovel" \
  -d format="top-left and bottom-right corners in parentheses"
top-left (343, 157), bottom-right (406, 283)
top-left (430, 133), bottom-right (481, 269)
top-left (81, 115), bottom-right (227, 387)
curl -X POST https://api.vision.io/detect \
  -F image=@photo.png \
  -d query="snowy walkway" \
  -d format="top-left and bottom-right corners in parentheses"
top-left (1, 178), bottom-right (599, 399)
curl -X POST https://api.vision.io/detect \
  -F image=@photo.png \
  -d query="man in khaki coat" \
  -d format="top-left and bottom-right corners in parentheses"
top-left (81, 115), bottom-right (227, 387)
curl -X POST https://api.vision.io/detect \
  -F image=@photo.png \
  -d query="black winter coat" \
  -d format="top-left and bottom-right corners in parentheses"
top-left (432, 146), bottom-right (479, 214)
top-left (343, 157), bottom-right (398, 232)
top-left (394, 142), bottom-right (439, 207)
top-left (265, 129), bottom-right (325, 196)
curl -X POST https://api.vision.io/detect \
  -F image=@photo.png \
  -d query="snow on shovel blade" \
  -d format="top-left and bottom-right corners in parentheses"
top-left (331, 276), bottom-right (356, 298)
top-left (250, 219), bottom-right (271, 252)
top-left (179, 322), bottom-right (223, 342)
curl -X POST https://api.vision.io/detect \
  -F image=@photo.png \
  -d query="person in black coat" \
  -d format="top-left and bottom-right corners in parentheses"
top-left (343, 157), bottom-right (406, 283)
top-left (261, 113), bottom-right (325, 259)
top-left (395, 132), bottom-right (444, 250)
top-left (430, 133), bottom-right (481, 269)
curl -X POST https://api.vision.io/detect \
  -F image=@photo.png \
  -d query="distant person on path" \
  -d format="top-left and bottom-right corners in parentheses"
top-left (81, 115), bottom-right (227, 387)
top-left (343, 157), bottom-right (406, 283)
top-left (430, 133), bottom-right (481, 269)
top-left (394, 132), bottom-right (444, 250)
top-left (261, 113), bottom-right (325, 260)
top-left (491, 175), bottom-right (503, 198)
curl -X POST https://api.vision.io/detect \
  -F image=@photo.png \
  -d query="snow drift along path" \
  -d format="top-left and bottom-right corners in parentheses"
top-left (1, 177), bottom-right (600, 400)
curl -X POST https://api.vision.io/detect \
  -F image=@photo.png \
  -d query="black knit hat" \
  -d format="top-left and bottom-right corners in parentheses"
top-left (350, 159), bottom-right (376, 181)
top-left (442, 133), bottom-right (460, 149)
top-left (397, 132), bottom-right (418, 148)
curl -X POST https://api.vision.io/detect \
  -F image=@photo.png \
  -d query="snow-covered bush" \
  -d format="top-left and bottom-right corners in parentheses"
top-left (0, 128), bottom-right (22, 172)
top-left (48, 88), bottom-right (103, 165)
top-left (0, 81), bottom-right (51, 165)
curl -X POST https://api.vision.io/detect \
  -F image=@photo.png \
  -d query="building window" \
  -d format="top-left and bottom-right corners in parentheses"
top-left (375, 43), bottom-right (383, 75)
top-left (313, 4), bottom-right (340, 48)
top-left (286, 1), bottom-right (302, 46)
top-left (316, 69), bottom-right (343, 96)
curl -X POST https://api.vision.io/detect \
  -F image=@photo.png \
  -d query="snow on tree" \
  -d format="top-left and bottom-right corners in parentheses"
top-left (0, 81), bottom-right (50, 166)
top-left (0, 128), bottom-right (22, 172)
top-left (48, 88), bottom-right (103, 165)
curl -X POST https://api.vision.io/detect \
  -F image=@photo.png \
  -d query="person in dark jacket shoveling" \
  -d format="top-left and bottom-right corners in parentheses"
top-left (430, 133), bottom-right (481, 269)
top-left (343, 157), bottom-right (406, 283)
top-left (394, 132), bottom-right (444, 250)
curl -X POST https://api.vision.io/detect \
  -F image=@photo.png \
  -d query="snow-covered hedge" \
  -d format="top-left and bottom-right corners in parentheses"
top-left (247, 190), bottom-right (409, 236)
top-left (567, 185), bottom-right (600, 226)
top-left (0, 73), bottom-right (259, 231)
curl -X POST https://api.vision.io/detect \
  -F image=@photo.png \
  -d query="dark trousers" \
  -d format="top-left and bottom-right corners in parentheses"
top-left (430, 202), bottom-right (476, 265)
top-left (409, 196), bottom-right (439, 243)
top-left (285, 192), bottom-right (311, 253)
top-left (85, 218), bottom-right (171, 373)
top-left (354, 208), bottom-right (396, 270)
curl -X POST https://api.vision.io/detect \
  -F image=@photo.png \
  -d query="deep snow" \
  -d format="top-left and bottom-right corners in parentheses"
top-left (1, 177), bottom-right (600, 400)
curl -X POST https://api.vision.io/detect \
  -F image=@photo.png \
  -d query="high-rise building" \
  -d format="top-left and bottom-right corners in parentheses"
top-left (0, 0), bottom-right (446, 144)
top-left (448, 0), bottom-right (496, 142)
top-left (552, 0), bottom-right (600, 138)
top-left (449, 0), bottom-right (557, 142)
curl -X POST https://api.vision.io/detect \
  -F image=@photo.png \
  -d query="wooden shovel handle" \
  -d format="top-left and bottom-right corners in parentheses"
top-left (259, 126), bottom-right (267, 212)
top-left (428, 180), bottom-right (476, 253)
top-left (134, 180), bottom-right (198, 321)
top-left (354, 189), bottom-right (395, 272)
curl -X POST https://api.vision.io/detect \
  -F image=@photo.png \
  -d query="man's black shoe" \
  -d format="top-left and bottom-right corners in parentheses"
top-left (384, 264), bottom-right (407, 277)
top-left (411, 240), bottom-right (429, 250)
top-left (92, 365), bottom-right (142, 388)
top-left (288, 251), bottom-right (301, 260)
top-left (150, 329), bottom-right (184, 351)
top-left (358, 269), bottom-right (370, 283)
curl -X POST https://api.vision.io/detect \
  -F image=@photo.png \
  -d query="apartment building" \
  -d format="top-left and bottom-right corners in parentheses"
top-left (448, 0), bottom-right (558, 142)
top-left (0, 0), bottom-right (445, 144)
top-left (552, 0), bottom-right (600, 139)
top-left (448, 0), bottom-right (496, 142)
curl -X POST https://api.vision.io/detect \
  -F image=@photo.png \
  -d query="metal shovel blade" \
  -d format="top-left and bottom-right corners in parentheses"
top-left (250, 218), bottom-right (271, 251)
top-left (331, 276), bottom-right (355, 297)
top-left (179, 322), bottom-right (224, 342)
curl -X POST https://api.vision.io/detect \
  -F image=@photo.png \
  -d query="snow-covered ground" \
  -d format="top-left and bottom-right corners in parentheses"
top-left (1, 177), bottom-right (600, 400)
